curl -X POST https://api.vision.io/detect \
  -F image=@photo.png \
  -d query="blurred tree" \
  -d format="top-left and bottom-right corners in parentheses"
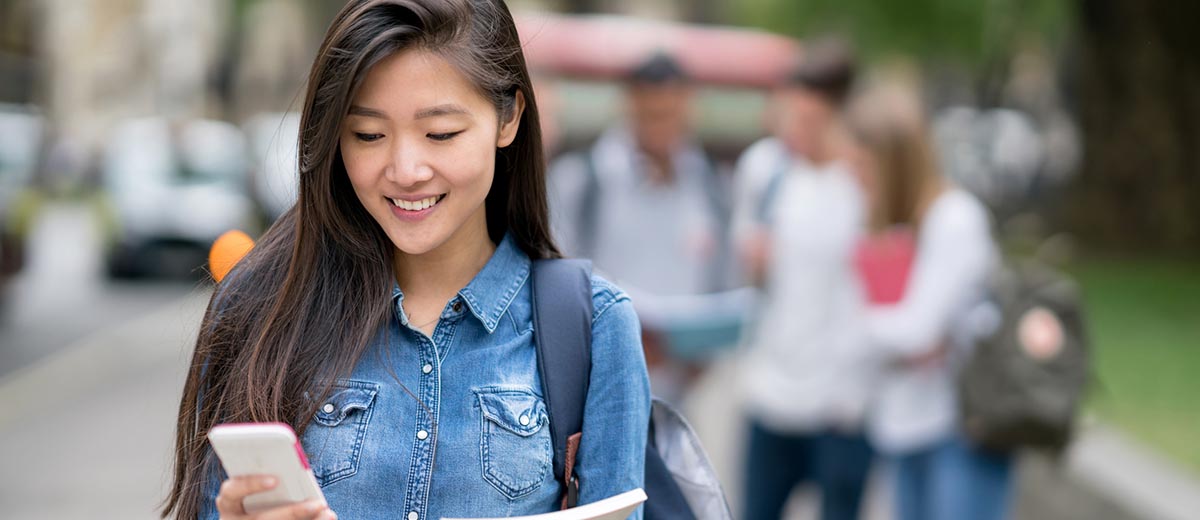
top-left (0, 0), bottom-right (39, 103)
top-left (734, 0), bottom-right (1199, 251)
top-left (561, 0), bottom-right (606, 14)
top-left (731, 0), bottom-right (1072, 102)
top-left (1070, 0), bottom-right (1200, 251)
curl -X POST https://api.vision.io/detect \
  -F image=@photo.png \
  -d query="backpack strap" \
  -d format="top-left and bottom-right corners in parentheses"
top-left (754, 152), bottom-right (792, 225)
top-left (695, 153), bottom-right (735, 293)
top-left (531, 259), bottom-right (594, 509)
top-left (696, 152), bottom-right (729, 223)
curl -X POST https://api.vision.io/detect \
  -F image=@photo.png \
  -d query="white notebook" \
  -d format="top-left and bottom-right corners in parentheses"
top-left (441, 488), bottom-right (646, 520)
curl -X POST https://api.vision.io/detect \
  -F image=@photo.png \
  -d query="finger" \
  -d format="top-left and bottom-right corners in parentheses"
top-left (217, 475), bottom-right (278, 514)
top-left (252, 499), bottom-right (330, 520)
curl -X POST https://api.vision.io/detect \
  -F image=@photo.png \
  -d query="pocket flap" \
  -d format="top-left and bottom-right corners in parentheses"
top-left (477, 388), bottom-right (546, 437)
top-left (313, 381), bottom-right (379, 426)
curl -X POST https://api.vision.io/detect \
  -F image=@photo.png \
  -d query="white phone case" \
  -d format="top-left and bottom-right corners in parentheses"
top-left (208, 423), bottom-right (326, 514)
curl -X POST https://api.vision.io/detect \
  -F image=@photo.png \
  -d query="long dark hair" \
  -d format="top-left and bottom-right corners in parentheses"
top-left (162, 1), bottom-right (557, 517)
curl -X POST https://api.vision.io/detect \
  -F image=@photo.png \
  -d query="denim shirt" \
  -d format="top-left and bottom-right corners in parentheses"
top-left (202, 234), bottom-right (650, 520)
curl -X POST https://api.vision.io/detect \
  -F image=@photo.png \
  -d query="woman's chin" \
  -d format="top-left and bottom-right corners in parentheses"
top-left (384, 228), bottom-right (444, 257)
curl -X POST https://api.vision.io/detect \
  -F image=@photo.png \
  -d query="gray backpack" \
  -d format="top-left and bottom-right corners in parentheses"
top-left (531, 259), bottom-right (733, 519)
top-left (958, 260), bottom-right (1090, 452)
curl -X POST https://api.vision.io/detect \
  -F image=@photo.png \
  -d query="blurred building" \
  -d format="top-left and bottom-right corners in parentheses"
top-left (34, 0), bottom-right (229, 151)
top-left (0, 0), bottom-right (39, 104)
top-left (3, 0), bottom-right (341, 196)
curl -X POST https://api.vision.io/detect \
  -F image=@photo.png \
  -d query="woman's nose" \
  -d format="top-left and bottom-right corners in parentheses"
top-left (385, 142), bottom-right (435, 186)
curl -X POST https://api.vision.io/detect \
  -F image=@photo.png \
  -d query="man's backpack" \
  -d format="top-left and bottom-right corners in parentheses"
top-left (957, 260), bottom-right (1090, 453)
top-left (530, 259), bottom-right (734, 520)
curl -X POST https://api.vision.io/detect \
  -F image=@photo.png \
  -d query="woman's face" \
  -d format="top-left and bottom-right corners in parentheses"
top-left (340, 48), bottom-right (522, 257)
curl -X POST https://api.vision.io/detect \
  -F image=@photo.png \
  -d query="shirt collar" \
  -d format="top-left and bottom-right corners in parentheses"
top-left (458, 233), bottom-right (530, 333)
top-left (389, 233), bottom-right (529, 334)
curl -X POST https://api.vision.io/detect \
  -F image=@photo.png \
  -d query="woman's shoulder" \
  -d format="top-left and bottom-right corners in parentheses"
top-left (928, 188), bottom-right (990, 231)
top-left (584, 273), bottom-right (644, 369)
top-left (206, 238), bottom-right (291, 324)
top-left (587, 272), bottom-right (633, 323)
top-left (921, 188), bottom-right (994, 252)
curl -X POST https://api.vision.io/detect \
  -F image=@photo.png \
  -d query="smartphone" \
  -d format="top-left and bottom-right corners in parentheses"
top-left (207, 422), bottom-right (326, 514)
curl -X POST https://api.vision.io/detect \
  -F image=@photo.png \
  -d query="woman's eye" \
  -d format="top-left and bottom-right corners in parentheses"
top-left (427, 131), bottom-right (463, 142)
top-left (354, 132), bottom-right (384, 143)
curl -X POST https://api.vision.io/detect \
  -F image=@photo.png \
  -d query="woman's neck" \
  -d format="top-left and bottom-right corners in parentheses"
top-left (392, 219), bottom-right (496, 308)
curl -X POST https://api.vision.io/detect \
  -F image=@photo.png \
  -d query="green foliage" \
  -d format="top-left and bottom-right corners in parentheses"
top-left (731, 0), bottom-right (1073, 66)
top-left (1071, 258), bottom-right (1200, 472)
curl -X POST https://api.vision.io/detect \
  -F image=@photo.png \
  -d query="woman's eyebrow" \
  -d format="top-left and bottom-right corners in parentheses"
top-left (348, 105), bottom-right (389, 119)
top-left (414, 104), bottom-right (472, 120)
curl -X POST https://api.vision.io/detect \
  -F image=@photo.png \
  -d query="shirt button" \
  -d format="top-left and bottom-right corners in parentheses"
top-left (322, 403), bottom-right (335, 414)
top-left (519, 415), bottom-right (530, 426)
top-left (408, 512), bottom-right (418, 520)
top-left (417, 430), bottom-right (429, 440)
top-left (422, 364), bottom-right (433, 374)
top-left (452, 301), bottom-right (462, 312)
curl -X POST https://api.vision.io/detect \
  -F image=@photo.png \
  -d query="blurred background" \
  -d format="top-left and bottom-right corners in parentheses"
top-left (0, 0), bottom-right (1196, 518)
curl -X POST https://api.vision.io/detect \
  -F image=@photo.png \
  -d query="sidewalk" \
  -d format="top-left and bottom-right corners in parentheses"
top-left (1034, 421), bottom-right (1200, 520)
top-left (2, 288), bottom-right (1197, 519)
top-left (0, 290), bottom-right (211, 519)
top-left (681, 354), bottom-right (1200, 520)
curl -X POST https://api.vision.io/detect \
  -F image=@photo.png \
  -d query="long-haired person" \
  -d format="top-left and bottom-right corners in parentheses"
top-left (161, 1), bottom-right (650, 518)
top-left (845, 85), bottom-right (1012, 520)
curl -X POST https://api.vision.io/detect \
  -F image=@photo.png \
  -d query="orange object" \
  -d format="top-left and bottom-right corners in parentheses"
top-left (209, 230), bottom-right (256, 283)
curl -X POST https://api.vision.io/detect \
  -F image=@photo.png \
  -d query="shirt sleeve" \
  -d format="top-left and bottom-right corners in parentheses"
top-left (867, 194), bottom-right (995, 359)
top-left (575, 284), bottom-right (650, 519)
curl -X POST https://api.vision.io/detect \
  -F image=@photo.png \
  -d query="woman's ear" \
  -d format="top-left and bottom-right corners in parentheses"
top-left (496, 90), bottom-right (525, 148)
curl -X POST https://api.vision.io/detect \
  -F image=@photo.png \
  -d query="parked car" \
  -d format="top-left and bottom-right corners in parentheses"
top-left (243, 112), bottom-right (301, 224)
top-left (97, 117), bottom-right (257, 278)
top-left (0, 103), bottom-right (45, 290)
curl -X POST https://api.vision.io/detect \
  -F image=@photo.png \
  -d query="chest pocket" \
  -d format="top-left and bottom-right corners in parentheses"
top-left (302, 380), bottom-right (379, 487)
top-left (475, 386), bottom-right (552, 500)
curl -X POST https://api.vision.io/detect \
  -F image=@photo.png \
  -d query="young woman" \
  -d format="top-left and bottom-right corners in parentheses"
top-left (161, 1), bottom-right (650, 519)
top-left (845, 85), bottom-right (1012, 520)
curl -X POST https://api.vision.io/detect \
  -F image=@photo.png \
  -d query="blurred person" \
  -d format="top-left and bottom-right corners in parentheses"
top-left (162, 1), bottom-right (650, 519)
top-left (845, 84), bottom-right (1012, 520)
top-left (547, 52), bottom-right (731, 403)
top-left (730, 42), bottom-right (876, 520)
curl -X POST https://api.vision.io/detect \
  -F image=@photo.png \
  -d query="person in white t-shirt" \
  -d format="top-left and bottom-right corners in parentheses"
top-left (733, 41), bottom-right (876, 520)
top-left (845, 84), bottom-right (1013, 520)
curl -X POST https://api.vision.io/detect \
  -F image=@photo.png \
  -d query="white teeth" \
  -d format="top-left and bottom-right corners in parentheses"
top-left (391, 195), bottom-right (441, 211)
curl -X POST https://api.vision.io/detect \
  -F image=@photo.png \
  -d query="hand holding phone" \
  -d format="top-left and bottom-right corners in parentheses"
top-left (208, 423), bottom-right (330, 517)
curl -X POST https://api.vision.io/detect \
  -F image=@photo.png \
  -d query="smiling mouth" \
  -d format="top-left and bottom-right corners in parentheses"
top-left (389, 194), bottom-right (446, 211)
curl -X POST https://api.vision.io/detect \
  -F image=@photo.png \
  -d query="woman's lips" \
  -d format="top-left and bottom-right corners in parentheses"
top-left (387, 194), bottom-right (445, 222)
